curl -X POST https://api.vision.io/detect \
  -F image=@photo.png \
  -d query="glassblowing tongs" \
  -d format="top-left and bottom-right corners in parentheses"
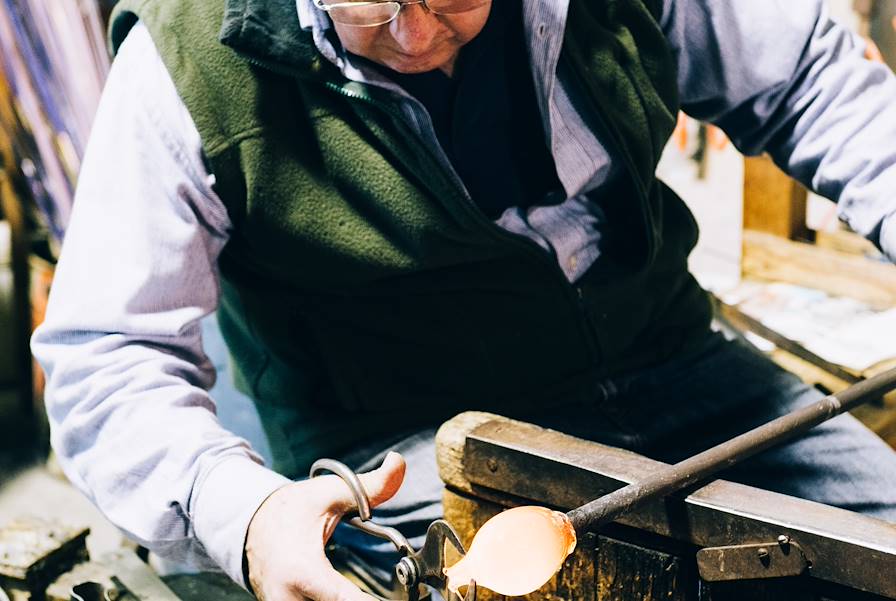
top-left (310, 459), bottom-right (477, 601)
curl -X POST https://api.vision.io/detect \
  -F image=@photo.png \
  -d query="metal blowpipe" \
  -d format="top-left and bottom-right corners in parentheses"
top-left (567, 366), bottom-right (896, 534)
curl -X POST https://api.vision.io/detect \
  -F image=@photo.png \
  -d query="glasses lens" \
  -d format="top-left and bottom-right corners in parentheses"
top-left (425, 0), bottom-right (490, 15)
top-left (322, 1), bottom-right (401, 26)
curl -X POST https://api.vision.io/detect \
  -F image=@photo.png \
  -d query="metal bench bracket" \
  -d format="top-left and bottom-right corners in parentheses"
top-left (697, 536), bottom-right (810, 582)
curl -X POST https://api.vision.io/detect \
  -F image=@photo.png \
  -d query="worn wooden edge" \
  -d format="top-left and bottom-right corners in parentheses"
top-left (437, 412), bottom-right (896, 598)
top-left (436, 411), bottom-right (504, 495)
top-left (742, 230), bottom-right (896, 309)
top-left (814, 228), bottom-right (885, 260)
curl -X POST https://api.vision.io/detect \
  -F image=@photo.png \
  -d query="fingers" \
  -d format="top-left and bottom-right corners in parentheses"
top-left (253, 548), bottom-right (379, 601)
top-left (328, 451), bottom-right (406, 513)
top-left (292, 559), bottom-right (380, 601)
top-left (245, 453), bottom-right (406, 601)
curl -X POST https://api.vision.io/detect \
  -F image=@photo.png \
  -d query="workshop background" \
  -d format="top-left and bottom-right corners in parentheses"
top-left (1, 0), bottom-right (896, 585)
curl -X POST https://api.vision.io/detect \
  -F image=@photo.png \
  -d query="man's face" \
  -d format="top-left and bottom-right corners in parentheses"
top-left (331, 2), bottom-right (492, 76)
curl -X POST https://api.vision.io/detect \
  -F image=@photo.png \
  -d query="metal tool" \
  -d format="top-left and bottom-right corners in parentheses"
top-left (310, 459), bottom-right (476, 601)
top-left (66, 551), bottom-right (181, 601)
top-left (567, 365), bottom-right (896, 534)
top-left (70, 581), bottom-right (121, 601)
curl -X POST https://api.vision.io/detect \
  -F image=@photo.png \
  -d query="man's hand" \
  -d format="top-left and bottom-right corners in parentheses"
top-left (245, 451), bottom-right (406, 601)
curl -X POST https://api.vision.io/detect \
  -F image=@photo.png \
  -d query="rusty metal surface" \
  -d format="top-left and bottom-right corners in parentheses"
top-left (47, 559), bottom-right (124, 601)
top-left (0, 516), bottom-right (89, 595)
top-left (47, 551), bottom-right (179, 601)
top-left (696, 537), bottom-right (809, 582)
top-left (461, 419), bottom-right (896, 598)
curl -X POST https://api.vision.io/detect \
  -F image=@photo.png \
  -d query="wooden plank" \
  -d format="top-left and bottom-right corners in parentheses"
top-left (743, 155), bottom-right (811, 241)
top-left (767, 349), bottom-right (852, 395)
top-left (742, 230), bottom-right (896, 310)
top-left (553, 534), bottom-right (597, 601)
top-left (596, 536), bottom-right (688, 601)
top-left (715, 298), bottom-right (862, 384)
top-left (814, 228), bottom-right (884, 260)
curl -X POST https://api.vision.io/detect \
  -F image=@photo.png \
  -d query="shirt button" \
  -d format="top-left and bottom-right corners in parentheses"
top-left (568, 255), bottom-right (578, 271)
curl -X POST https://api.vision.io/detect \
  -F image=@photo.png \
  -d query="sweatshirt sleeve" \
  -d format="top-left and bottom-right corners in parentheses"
top-left (662, 0), bottom-right (896, 261)
top-left (30, 22), bottom-right (290, 587)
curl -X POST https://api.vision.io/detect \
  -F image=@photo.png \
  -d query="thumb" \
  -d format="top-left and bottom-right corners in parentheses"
top-left (358, 451), bottom-right (406, 508)
top-left (325, 451), bottom-right (406, 516)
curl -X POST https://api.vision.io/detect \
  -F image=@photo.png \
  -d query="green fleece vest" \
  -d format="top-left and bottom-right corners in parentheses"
top-left (110, 0), bottom-right (712, 477)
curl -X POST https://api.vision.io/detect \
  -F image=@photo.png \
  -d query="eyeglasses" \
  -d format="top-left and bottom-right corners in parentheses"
top-left (313, 0), bottom-right (490, 28)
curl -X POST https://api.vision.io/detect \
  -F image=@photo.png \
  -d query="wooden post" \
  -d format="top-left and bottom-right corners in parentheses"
top-left (743, 155), bottom-right (811, 242)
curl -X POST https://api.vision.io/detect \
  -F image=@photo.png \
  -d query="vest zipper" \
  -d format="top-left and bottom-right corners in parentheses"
top-left (324, 80), bottom-right (602, 364)
top-left (559, 52), bottom-right (658, 263)
top-left (237, 50), bottom-right (602, 365)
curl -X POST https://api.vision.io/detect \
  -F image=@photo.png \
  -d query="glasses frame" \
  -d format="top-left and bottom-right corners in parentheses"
top-left (313, 0), bottom-right (485, 27)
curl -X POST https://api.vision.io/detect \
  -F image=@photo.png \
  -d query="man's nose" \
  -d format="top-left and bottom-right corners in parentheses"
top-left (389, 3), bottom-right (440, 54)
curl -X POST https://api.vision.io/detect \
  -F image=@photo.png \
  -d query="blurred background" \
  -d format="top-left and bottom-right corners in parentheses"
top-left (0, 0), bottom-right (895, 573)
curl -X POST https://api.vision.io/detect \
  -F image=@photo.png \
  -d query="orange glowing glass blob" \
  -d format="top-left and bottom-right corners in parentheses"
top-left (444, 506), bottom-right (577, 597)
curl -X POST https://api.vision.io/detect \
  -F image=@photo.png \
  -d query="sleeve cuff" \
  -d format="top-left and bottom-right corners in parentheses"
top-left (191, 455), bottom-right (291, 589)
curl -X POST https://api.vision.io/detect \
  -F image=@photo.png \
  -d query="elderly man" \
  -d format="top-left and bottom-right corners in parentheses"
top-left (32, 0), bottom-right (896, 599)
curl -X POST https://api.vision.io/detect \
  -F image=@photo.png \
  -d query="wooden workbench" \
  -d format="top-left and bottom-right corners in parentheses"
top-left (436, 411), bottom-right (896, 601)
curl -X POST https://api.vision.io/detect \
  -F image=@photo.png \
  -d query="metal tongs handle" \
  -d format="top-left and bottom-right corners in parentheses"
top-left (310, 458), bottom-right (415, 555)
top-left (310, 459), bottom-right (476, 601)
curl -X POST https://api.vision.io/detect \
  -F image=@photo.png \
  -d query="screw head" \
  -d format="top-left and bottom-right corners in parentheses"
top-left (396, 557), bottom-right (417, 587)
top-left (777, 535), bottom-right (790, 546)
top-left (486, 458), bottom-right (499, 473)
top-left (757, 547), bottom-right (770, 559)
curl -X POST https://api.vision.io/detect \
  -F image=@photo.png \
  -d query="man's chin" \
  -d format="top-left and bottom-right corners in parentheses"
top-left (384, 50), bottom-right (456, 75)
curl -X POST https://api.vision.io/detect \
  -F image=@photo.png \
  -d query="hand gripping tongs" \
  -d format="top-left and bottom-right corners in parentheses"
top-left (310, 459), bottom-right (476, 601)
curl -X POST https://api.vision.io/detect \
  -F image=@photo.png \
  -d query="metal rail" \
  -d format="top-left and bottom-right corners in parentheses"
top-left (566, 366), bottom-right (896, 533)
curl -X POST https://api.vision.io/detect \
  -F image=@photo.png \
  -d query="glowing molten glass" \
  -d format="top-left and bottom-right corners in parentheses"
top-left (444, 506), bottom-right (577, 597)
